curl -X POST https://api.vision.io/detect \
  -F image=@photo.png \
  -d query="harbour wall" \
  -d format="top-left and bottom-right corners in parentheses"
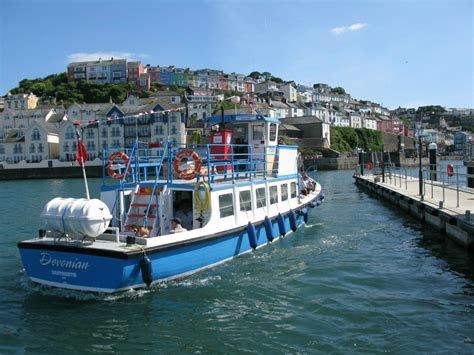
top-left (354, 175), bottom-right (474, 251)
top-left (0, 166), bottom-right (103, 180)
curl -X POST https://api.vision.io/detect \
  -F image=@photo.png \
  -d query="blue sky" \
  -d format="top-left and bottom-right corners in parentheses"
top-left (1, 0), bottom-right (472, 109)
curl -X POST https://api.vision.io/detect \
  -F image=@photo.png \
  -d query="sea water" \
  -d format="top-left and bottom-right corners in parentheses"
top-left (0, 171), bottom-right (473, 353)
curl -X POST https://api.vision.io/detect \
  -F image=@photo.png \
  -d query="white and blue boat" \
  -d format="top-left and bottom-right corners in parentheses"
top-left (18, 114), bottom-right (324, 293)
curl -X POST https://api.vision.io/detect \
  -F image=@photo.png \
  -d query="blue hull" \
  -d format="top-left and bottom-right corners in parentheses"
top-left (19, 209), bottom-right (313, 293)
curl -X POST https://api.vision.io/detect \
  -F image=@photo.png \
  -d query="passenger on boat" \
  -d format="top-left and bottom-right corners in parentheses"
top-left (174, 199), bottom-right (193, 230)
top-left (170, 218), bottom-right (187, 234)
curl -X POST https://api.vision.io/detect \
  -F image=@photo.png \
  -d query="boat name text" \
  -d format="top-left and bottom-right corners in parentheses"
top-left (39, 252), bottom-right (90, 270)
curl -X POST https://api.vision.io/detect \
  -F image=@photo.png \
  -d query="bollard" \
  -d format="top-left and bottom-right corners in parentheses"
top-left (439, 201), bottom-right (443, 209)
top-left (358, 150), bottom-right (364, 176)
top-left (467, 210), bottom-right (471, 221)
top-left (429, 142), bottom-right (437, 181)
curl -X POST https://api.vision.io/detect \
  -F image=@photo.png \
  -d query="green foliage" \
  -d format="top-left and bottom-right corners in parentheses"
top-left (7, 73), bottom-right (142, 107)
top-left (331, 87), bottom-right (346, 95)
top-left (330, 126), bottom-right (383, 152)
top-left (191, 130), bottom-right (202, 144)
top-left (248, 71), bottom-right (261, 79)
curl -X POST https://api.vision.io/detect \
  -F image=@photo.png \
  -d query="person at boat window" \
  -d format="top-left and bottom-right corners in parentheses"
top-left (174, 199), bottom-right (193, 230)
top-left (170, 217), bottom-right (187, 234)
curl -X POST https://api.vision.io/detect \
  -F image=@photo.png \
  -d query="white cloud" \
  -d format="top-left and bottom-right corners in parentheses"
top-left (331, 23), bottom-right (368, 35)
top-left (67, 51), bottom-right (149, 63)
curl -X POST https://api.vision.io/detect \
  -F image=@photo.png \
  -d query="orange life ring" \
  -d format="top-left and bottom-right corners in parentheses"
top-left (106, 151), bottom-right (131, 179)
top-left (447, 163), bottom-right (454, 177)
top-left (173, 149), bottom-right (202, 180)
top-left (366, 162), bottom-right (373, 170)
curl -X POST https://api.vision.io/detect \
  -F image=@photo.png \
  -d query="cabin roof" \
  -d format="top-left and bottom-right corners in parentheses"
top-left (206, 114), bottom-right (280, 124)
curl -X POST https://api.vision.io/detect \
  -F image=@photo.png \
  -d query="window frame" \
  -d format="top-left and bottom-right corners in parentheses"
top-left (239, 190), bottom-right (252, 212)
top-left (269, 185), bottom-right (278, 205)
top-left (219, 193), bottom-right (234, 218)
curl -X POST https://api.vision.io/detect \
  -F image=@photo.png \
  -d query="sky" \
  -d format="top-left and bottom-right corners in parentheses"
top-left (0, 0), bottom-right (473, 109)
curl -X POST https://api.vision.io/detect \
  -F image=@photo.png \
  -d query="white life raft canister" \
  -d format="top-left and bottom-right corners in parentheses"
top-left (41, 197), bottom-right (112, 238)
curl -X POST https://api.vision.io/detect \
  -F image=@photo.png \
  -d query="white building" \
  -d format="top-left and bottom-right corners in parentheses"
top-left (362, 116), bottom-right (377, 130)
top-left (4, 92), bottom-right (38, 110)
top-left (278, 83), bottom-right (297, 103)
top-left (25, 121), bottom-right (59, 162)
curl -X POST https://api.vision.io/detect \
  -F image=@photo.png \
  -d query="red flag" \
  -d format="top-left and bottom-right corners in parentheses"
top-left (74, 125), bottom-right (87, 166)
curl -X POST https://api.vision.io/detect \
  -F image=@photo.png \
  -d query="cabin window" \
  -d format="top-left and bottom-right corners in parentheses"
top-left (253, 125), bottom-right (264, 141)
top-left (270, 123), bottom-right (277, 141)
top-left (219, 193), bottom-right (234, 218)
top-left (269, 186), bottom-right (278, 204)
top-left (239, 190), bottom-right (252, 212)
top-left (290, 182), bottom-right (297, 198)
top-left (281, 184), bottom-right (288, 201)
top-left (256, 187), bottom-right (266, 208)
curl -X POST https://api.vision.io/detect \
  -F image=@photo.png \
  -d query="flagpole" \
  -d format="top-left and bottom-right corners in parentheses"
top-left (80, 155), bottom-right (90, 200)
top-left (74, 122), bottom-right (90, 200)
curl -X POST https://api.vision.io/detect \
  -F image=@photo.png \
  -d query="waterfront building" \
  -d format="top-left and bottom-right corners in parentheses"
top-left (147, 66), bottom-right (161, 84)
top-left (287, 103), bottom-right (305, 118)
top-left (304, 103), bottom-right (329, 123)
top-left (243, 78), bottom-right (255, 93)
top-left (67, 103), bottom-right (116, 122)
top-left (0, 132), bottom-right (25, 163)
top-left (454, 131), bottom-right (472, 152)
top-left (348, 111), bottom-right (362, 128)
top-left (138, 73), bottom-right (151, 91)
top-left (278, 82), bottom-right (297, 103)
top-left (270, 99), bottom-right (290, 118)
top-left (218, 76), bottom-right (229, 91)
top-left (127, 61), bottom-right (144, 86)
top-left (173, 68), bottom-right (188, 87)
top-left (68, 58), bottom-right (128, 84)
top-left (254, 80), bottom-right (279, 94)
top-left (4, 92), bottom-right (38, 110)
top-left (280, 116), bottom-right (331, 147)
top-left (329, 109), bottom-right (350, 127)
top-left (157, 66), bottom-right (174, 85)
top-left (25, 121), bottom-right (59, 162)
top-left (362, 116), bottom-right (377, 130)
top-left (313, 92), bottom-right (350, 105)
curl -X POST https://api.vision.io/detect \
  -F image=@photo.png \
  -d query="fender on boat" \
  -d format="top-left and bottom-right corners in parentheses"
top-left (263, 216), bottom-right (274, 242)
top-left (289, 210), bottom-right (297, 232)
top-left (140, 256), bottom-right (153, 287)
top-left (247, 222), bottom-right (257, 250)
top-left (301, 208), bottom-right (309, 224)
top-left (277, 213), bottom-right (287, 236)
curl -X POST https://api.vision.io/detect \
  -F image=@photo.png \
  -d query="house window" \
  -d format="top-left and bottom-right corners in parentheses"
top-left (270, 124), bottom-right (277, 141)
top-left (281, 184), bottom-right (288, 201)
top-left (72, 142), bottom-right (77, 151)
top-left (86, 129), bottom-right (94, 139)
top-left (253, 125), bottom-right (264, 141)
top-left (290, 182), bottom-right (297, 198)
top-left (171, 126), bottom-right (177, 135)
top-left (31, 128), bottom-right (41, 141)
top-left (38, 143), bottom-right (44, 153)
top-left (256, 187), bottom-right (266, 208)
top-left (29, 144), bottom-right (35, 153)
top-left (269, 185), bottom-right (278, 204)
top-left (101, 128), bottom-right (108, 138)
top-left (102, 141), bottom-right (108, 150)
top-left (155, 126), bottom-right (164, 135)
top-left (63, 143), bottom-right (69, 152)
top-left (66, 127), bottom-right (75, 139)
top-left (219, 193), bottom-right (234, 218)
top-left (239, 190), bottom-right (252, 212)
top-left (0, 145), bottom-right (4, 154)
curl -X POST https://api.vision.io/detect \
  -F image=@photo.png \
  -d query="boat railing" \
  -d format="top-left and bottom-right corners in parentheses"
top-left (102, 141), bottom-right (293, 188)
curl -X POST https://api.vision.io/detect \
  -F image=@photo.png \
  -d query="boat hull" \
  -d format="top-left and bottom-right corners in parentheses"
top-left (18, 208), bottom-right (312, 293)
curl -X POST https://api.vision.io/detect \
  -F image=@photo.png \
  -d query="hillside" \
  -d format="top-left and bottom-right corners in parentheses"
top-left (7, 73), bottom-right (156, 107)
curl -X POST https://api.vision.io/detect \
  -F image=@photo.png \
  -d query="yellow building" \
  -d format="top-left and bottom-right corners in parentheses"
top-left (5, 92), bottom-right (38, 110)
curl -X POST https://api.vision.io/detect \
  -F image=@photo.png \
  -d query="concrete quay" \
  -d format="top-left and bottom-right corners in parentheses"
top-left (354, 174), bottom-right (474, 250)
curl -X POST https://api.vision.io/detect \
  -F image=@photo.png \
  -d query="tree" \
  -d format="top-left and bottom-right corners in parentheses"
top-left (331, 87), bottom-right (346, 95)
top-left (248, 71), bottom-right (261, 79)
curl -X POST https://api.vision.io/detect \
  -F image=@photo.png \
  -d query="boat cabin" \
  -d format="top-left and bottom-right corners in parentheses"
top-left (100, 114), bottom-right (301, 239)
